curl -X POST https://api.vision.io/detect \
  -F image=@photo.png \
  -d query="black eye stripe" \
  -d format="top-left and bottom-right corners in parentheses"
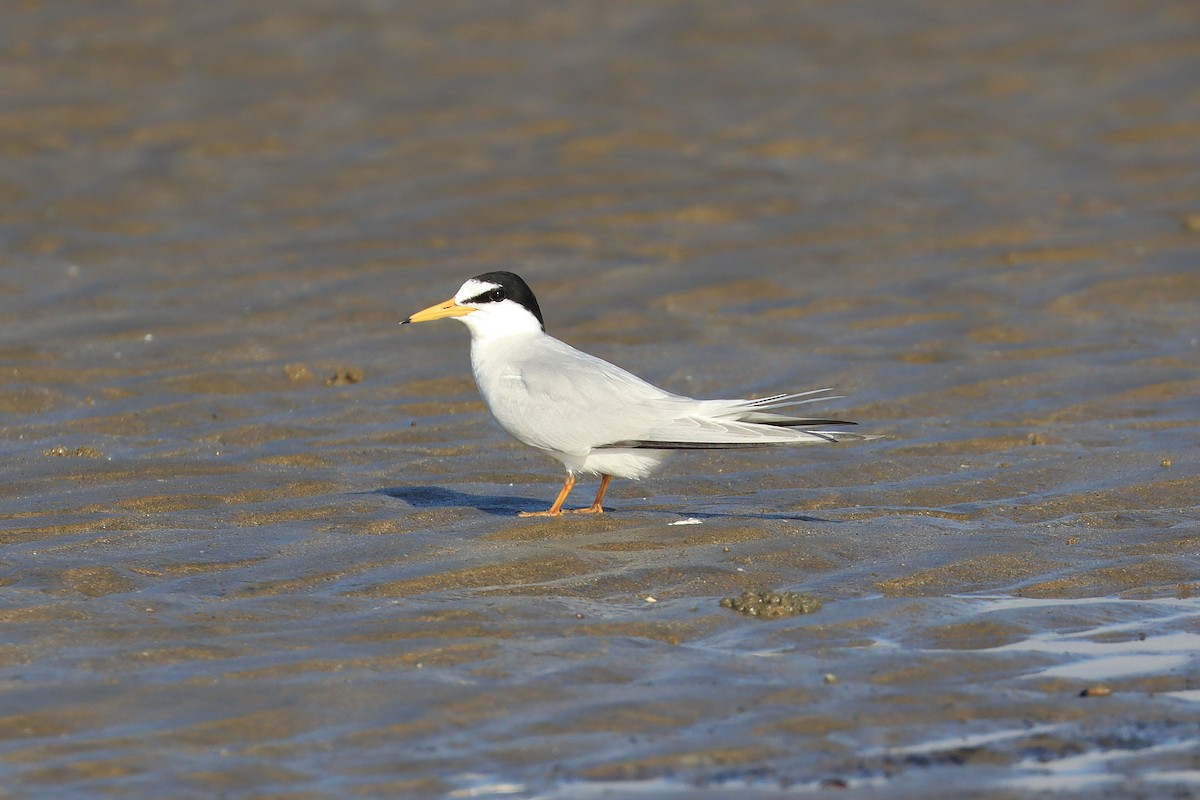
top-left (466, 287), bottom-right (505, 304)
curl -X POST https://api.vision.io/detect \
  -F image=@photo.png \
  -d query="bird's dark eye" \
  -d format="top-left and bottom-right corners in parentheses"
top-left (489, 288), bottom-right (505, 302)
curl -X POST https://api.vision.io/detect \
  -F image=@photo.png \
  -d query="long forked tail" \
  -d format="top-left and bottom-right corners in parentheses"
top-left (733, 390), bottom-right (857, 439)
top-left (599, 388), bottom-right (875, 450)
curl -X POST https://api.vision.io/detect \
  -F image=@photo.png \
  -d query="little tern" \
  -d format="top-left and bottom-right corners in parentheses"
top-left (403, 271), bottom-right (864, 517)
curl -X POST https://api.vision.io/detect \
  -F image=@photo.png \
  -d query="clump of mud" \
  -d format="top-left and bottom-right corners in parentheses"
top-left (720, 590), bottom-right (822, 619)
top-left (284, 363), bottom-right (313, 381)
top-left (324, 366), bottom-right (364, 386)
top-left (43, 445), bottom-right (104, 458)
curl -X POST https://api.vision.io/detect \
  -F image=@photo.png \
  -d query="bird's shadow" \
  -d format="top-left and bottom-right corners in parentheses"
top-left (373, 485), bottom-right (835, 523)
top-left (375, 485), bottom-right (545, 516)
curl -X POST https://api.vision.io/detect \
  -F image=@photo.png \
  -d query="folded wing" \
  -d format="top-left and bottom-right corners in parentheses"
top-left (501, 337), bottom-right (866, 453)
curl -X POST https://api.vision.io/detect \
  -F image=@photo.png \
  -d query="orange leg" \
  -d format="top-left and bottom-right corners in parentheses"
top-left (567, 474), bottom-right (611, 514)
top-left (518, 474), bottom-right (575, 517)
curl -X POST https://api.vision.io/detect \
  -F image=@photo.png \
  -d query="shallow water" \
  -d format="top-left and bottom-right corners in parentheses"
top-left (2, 1), bottom-right (1199, 797)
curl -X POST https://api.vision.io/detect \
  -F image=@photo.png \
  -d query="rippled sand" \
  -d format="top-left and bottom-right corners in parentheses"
top-left (2, 1), bottom-right (1198, 797)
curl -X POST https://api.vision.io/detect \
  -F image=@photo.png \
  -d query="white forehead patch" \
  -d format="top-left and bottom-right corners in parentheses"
top-left (455, 279), bottom-right (501, 304)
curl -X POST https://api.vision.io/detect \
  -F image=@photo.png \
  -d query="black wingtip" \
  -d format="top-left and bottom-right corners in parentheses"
top-left (759, 419), bottom-right (858, 428)
top-left (599, 440), bottom-right (782, 450)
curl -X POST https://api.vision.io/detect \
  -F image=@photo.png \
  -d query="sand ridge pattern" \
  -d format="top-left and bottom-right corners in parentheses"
top-left (1, 1), bottom-right (1198, 797)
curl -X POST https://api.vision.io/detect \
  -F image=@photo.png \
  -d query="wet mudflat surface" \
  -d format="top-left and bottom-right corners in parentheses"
top-left (1, 1), bottom-right (1199, 797)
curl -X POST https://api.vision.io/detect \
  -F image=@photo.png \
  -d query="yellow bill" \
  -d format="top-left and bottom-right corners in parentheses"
top-left (402, 298), bottom-right (476, 324)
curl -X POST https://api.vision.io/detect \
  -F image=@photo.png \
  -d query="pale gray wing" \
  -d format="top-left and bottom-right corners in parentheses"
top-left (495, 337), bottom-right (861, 452)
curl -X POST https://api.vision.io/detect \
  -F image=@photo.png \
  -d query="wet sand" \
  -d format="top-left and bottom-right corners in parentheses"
top-left (2, 1), bottom-right (1199, 797)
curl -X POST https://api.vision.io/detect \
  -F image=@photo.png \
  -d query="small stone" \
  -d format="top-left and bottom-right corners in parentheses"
top-left (1079, 684), bottom-right (1112, 697)
top-left (1160, 458), bottom-right (1172, 468)
top-left (824, 673), bottom-right (838, 684)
